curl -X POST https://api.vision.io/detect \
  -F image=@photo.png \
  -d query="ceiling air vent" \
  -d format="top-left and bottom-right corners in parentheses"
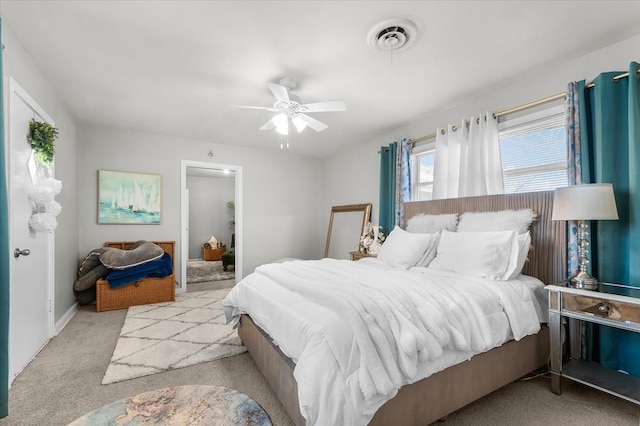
top-left (367, 18), bottom-right (417, 53)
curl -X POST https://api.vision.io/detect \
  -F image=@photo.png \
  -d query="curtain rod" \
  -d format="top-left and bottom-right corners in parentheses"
top-left (409, 70), bottom-right (634, 145)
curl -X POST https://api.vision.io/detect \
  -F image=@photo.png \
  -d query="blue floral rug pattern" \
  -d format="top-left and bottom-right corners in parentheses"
top-left (68, 385), bottom-right (271, 425)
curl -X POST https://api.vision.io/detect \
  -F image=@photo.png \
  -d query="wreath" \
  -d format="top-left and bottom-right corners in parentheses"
top-left (28, 119), bottom-right (58, 165)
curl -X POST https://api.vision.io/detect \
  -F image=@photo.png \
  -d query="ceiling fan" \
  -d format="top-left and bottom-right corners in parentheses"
top-left (235, 77), bottom-right (346, 135)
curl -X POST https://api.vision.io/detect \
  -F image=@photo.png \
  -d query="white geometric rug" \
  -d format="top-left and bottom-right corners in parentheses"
top-left (102, 289), bottom-right (246, 385)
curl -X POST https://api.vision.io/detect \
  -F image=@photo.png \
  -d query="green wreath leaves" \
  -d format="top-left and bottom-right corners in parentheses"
top-left (28, 119), bottom-right (58, 165)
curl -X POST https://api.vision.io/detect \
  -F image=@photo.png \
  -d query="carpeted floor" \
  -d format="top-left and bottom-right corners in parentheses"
top-left (102, 289), bottom-right (246, 385)
top-left (1, 281), bottom-right (639, 425)
top-left (187, 260), bottom-right (235, 283)
top-left (1, 283), bottom-right (292, 426)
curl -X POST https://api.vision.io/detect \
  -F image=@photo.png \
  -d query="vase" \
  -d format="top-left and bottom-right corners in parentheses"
top-left (368, 240), bottom-right (382, 255)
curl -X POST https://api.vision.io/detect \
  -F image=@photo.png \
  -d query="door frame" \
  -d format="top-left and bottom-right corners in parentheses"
top-left (180, 160), bottom-right (242, 293)
top-left (7, 77), bottom-right (55, 383)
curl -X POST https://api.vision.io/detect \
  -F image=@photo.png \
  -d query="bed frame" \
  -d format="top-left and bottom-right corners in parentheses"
top-left (238, 191), bottom-right (566, 425)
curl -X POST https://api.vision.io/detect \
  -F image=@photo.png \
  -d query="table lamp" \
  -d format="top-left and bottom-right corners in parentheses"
top-left (551, 183), bottom-right (619, 290)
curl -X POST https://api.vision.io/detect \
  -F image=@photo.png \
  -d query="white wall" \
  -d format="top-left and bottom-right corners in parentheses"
top-left (187, 175), bottom-right (235, 259)
top-left (321, 34), bottom-right (640, 229)
top-left (3, 25), bottom-right (80, 325)
top-left (77, 125), bottom-right (323, 279)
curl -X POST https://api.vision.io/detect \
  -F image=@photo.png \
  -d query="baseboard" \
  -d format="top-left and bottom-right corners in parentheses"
top-left (54, 302), bottom-right (79, 335)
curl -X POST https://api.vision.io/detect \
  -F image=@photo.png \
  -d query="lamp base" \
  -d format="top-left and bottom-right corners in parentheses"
top-left (570, 271), bottom-right (599, 291)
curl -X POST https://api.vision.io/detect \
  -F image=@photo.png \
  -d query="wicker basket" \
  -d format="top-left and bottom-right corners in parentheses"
top-left (203, 247), bottom-right (226, 261)
top-left (95, 241), bottom-right (176, 312)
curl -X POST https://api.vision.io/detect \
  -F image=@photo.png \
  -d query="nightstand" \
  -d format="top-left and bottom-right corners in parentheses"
top-left (545, 284), bottom-right (640, 404)
top-left (349, 251), bottom-right (377, 261)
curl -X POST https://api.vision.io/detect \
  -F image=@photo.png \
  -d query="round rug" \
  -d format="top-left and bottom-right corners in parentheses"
top-left (68, 385), bottom-right (272, 426)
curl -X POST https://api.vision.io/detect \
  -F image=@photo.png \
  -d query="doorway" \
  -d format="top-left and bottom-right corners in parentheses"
top-left (180, 160), bottom-right (242, 293)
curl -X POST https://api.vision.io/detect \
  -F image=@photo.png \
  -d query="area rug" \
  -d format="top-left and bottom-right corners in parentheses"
top-left (68, 385), bottom-right (271, 425)
top-left (187, 260), bottom-right (234, 283)
top-left (102, 289), bottom-right (246, 385)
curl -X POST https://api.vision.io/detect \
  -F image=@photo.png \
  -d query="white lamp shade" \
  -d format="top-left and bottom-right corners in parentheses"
top-left (275, 124), bottom-right (288, 135)
top-left (552, 183), bottom-right (619, 221)
top-left (274, 113), bottom-right (289, 135)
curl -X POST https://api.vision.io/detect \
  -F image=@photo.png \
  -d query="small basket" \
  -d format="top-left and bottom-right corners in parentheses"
top-left (203, 247), bottom-right (226, 261)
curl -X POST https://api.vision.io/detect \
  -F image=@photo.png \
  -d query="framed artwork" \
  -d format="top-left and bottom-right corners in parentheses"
top-left (98, 170), bottom-right (162, 224)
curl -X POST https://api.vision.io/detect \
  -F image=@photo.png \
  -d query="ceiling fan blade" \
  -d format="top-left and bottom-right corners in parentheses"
top-left (232, 105), bottom-right (278, 111)
top-left (259, 117), bottom-right (276, 130)
top-left (297, 114), bottom-right (328, 132)
top-left (300, 100), bottom-right (346, 113)
top-left (267, 83), bottom-right (290, 103)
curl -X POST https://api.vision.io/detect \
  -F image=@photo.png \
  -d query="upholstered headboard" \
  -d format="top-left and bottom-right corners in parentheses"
top-left (404, 191), bottom-right (566, 285)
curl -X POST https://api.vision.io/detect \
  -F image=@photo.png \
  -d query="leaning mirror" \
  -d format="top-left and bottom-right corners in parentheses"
top-left (324, 203), bottom-right (372, 259)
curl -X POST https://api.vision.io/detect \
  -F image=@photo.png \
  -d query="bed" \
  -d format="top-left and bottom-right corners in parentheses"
top-left (224, 191), bottom-right (566, 425)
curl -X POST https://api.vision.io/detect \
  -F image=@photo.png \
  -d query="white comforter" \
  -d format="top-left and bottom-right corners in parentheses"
top-left (223, 258), bottom-right (545, 426)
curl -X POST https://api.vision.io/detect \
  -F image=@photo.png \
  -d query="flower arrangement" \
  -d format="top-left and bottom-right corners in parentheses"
top-left (28, 177), bottom-right (62, 232)
top-left (359, 222), bottom-right (386, 254)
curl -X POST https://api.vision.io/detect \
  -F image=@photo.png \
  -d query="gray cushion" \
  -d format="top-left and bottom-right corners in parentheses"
top-left (74, 264), bottom-right (109, 291)
top-left (78, 250), bottom-right (102, 278)
top-left (75, 248), bottom-right (110, 292)
top-left (99, 241), bottom-right (164, 270)
top-left (74, 286), bottom-right (96, 306)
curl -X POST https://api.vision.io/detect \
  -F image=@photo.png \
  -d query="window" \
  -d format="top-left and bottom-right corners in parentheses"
top-left (410, 104), bottom-right (567, 201)
top-left (411, 143), bottom-right (435, 201)
top-left (499, 106), bottom-right (568, 194)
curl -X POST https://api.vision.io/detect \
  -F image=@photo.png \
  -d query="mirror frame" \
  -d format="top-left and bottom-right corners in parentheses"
top-left (324, 203), bottom-right (372, 258)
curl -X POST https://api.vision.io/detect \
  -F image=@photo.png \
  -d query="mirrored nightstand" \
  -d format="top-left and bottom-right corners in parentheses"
top-left (545, 283), bottom-right (640, 405)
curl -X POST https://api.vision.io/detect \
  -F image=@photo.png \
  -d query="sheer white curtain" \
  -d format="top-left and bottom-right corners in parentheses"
top-left (432, 112), bottom-right (504, 199)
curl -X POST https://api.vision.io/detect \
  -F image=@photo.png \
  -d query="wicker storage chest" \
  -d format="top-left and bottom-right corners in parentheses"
top-left (96, 241), bottom-right (176, 312)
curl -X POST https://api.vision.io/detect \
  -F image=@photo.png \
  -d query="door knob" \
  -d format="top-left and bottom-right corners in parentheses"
top-left (14, 248), bottom-right (31, 258)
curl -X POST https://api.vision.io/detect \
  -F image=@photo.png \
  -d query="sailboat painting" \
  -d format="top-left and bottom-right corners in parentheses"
top-left (98, 170), bottom-right (161, 224)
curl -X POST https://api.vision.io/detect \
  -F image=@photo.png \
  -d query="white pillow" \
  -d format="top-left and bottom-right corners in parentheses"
top-left (377, 226), bottom-right (435, 269)
top-left (504, 231), bottom-right (531, 280)
top-left (457, 209), bottom-right (536, 234)
top-left (406, 213), bottom-right (458, 234)
top-left (431, 229), bottom-right (518, 280)
top-left (414, 232), bottom-right (441, 268)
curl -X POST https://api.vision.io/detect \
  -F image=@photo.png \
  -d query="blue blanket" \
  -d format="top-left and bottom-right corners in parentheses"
top-left (106, 252), bottom-right (172, 289)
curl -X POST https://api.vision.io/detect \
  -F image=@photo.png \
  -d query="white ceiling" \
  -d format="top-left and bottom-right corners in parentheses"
top-left (3, 1), bottom-right (640, 158)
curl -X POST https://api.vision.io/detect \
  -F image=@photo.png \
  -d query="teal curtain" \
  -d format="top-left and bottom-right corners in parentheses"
top-left (0, 18), bottom-right (10, 418)
top-left (579, 62), bottom-right (640, 376)
top-left (566, 82), bottom-right (593, 359)
top-left (379, 142), bottom-right (397, 234)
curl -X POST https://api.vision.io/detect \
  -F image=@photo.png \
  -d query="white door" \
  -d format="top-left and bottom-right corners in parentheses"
top-left (7, 78), bottom-right (54, 384)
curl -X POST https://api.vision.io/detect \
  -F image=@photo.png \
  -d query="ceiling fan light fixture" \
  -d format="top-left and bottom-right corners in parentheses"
top-left (292, 115), bottom-right (307, 132)
top-left (236, 78), bottom-right (346, 136)
top-left (275, 122), bottom-right (288, 135)
top-left (273, 112), bottom-right (289, 134)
